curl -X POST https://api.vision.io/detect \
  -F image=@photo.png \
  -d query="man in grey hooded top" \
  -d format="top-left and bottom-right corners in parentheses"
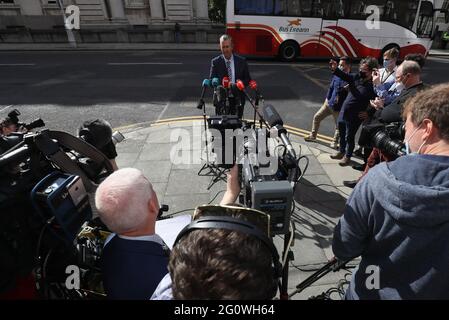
top-left (333, 83), bottom-right (449, 300)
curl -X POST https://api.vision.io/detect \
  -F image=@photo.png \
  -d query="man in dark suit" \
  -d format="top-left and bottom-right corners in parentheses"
top-left (95, 168), bottom-right (169, 300)
top-left (209, 34), bottom-right (251, 118)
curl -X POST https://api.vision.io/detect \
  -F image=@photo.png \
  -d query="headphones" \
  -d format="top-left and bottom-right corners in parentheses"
top-left (174, 215), bottom-right (282, 279)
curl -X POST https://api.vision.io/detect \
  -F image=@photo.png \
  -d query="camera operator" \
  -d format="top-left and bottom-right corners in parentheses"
top-left (0, 118), bottom-right (18, 136)
top-left (78, 119), bottom-right (119, 171)
top-left (95, 168), bottom-right (169, 299)
top-left (329, 57), bottom-right (378, 166)
top-left (168, 204), bottom-right (278, 300)
top-left (152, 165), bottom-right (277, 300)
top-left (332, 84), bottom-right (449, 300)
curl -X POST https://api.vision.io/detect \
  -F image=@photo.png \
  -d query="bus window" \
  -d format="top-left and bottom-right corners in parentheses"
top-left (317, 0), bottom-right (345, 19)
top-left (274, 0), bottom-right (301, 16)
top-left (235, 0), bottom-right (274, 15)
top-left (384, 1), bottom-right (419, 32)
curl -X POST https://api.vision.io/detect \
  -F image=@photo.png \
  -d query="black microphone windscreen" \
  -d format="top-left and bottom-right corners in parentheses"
top-left (216, 85), bottom-right (227, 104)
top-left (263, 104), bottom-right (283, 127)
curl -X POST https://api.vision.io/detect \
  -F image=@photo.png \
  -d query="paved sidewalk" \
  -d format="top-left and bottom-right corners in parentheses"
top-left (114, 119), bottom-right (363, 300)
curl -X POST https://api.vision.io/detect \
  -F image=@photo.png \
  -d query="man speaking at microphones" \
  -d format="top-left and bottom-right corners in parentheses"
top-left (210, 34), bottom-right (251, 119)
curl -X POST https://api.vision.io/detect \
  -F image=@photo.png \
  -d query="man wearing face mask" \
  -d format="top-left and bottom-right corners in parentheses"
top-left (333, 84), bottom-right (449, 299)
top-left (343, 61), bottom-right (427, 188)
top-left (329, 57), bottom-right (378, 166)
top-left (377, 61), bottom-right (426, 124)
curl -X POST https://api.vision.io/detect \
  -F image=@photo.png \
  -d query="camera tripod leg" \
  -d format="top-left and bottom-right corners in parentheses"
top-left (280, 230), bottom-right (293, 300)
top-left (288, 258), bottom-right (351, 299)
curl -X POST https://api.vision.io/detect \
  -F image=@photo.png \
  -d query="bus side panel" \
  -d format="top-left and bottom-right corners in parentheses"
top-left (227, 27), bottom-right (279, 57)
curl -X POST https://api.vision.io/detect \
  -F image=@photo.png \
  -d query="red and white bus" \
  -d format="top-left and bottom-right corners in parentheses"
top-left (226, 0), bottom-right (442, 61)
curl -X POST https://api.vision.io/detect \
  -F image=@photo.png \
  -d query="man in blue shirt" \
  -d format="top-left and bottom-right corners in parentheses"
top-left (305, 56), bottom-right (350, 149)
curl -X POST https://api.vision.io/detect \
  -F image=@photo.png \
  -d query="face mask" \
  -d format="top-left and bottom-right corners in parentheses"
top-left (359, 71), bottom-right (366, 79)
top-left (404, 124), bottom-right (426, 155)
top-left (338, 65), bottom-right (345, 71)
top-left (383, 59), bottom-right (392, 69)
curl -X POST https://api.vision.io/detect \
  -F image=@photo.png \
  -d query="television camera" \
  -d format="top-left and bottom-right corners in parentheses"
top-left (0, 112), bottom-right (123, 299)
top-left (359, 121), bottom-right (406, 158)
top-left (195, 77), bottom-right (311, 299)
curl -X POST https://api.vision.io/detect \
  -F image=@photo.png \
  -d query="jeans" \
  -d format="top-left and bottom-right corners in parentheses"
top-left (339, 119), bottom-right (361, 158)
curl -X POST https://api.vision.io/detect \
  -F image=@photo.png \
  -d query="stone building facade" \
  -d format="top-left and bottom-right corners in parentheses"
top-left (0, 0), bottom-right (223, 43)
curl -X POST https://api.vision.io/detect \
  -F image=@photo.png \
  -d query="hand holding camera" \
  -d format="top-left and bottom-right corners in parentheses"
top-left (372, 69), bottom-right (381, 86)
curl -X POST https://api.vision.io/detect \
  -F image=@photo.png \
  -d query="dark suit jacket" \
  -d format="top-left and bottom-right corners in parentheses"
top-left (209, 54), bottom-right (251, 117)
top-left (333, 68), bottom-right (376, 123)
top-left (101, 235), bottom-right (169, 300)
top-left (378, 82), bottom-right (428, 123)
top-left (209, 54), bottom-right (251, 86)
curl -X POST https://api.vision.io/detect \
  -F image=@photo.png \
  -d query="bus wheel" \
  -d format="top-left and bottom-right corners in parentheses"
top-left (279, 41), bottom-right (300, 62)
top-left (380, 44), bottom-right (400, 62)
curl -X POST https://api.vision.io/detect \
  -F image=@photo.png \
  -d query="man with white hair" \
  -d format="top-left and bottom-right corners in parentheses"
top-left (95, 168), bottom-right (169, 300)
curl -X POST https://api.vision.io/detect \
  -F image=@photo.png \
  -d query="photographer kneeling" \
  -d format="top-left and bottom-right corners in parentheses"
top-left (333, 84), bottom-right (449, 299)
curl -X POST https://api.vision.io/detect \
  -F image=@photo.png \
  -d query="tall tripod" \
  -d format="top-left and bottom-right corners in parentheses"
top-left (197, 97), bottom-right (228, 190)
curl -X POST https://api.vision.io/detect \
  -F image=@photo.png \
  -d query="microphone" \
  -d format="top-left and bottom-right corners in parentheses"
top-left (262, 104), bottom-right (283, 127)
top-left (197, 79), bottom-right (212, 109)
top-left (263, 104), bottom-right (297, 159)
top-left (211, 77), bottom-right (220, 88)
top-left (222, 76), bottom-right (230, 89)
top-left (249, 80), bottom-right (262, 104)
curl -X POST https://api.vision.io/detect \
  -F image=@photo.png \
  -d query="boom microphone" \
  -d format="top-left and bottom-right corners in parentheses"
top-left (263, 104), bottom-right (297, 159)
top-left (262, 104), bottom-right (284, 127)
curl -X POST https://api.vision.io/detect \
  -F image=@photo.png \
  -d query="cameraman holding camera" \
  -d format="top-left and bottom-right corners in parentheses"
top-left (358, 61), bottom-right (427, 180)
top-left (333, 84), bottom-right (449, 300)
top-left (0, 118), bottom-right (18, 136)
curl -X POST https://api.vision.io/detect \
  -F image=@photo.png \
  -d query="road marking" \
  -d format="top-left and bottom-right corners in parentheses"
top-left (114, 116), bottom-right (334, 142)
top-left (0, 105), bottom-right (13, 113)
top-left (107, 62), bottom-right (183, 66)
top-left (0, 63), bottom-right (36, 66)
top-left (291, 65), bottom-right (328, 90)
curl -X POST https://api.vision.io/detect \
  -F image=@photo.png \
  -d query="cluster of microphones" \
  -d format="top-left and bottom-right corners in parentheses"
top-left (196, 76), bottom-right (297, 162)
top-left (197, 77), bottom-right (262, 111)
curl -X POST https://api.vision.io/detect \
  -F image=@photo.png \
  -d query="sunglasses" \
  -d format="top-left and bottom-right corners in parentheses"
top-left (193, 204), bottom-right (271, 237)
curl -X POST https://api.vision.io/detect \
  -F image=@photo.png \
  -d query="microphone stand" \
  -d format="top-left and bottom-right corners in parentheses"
top-left (197, 92), bottom-right (228, 190)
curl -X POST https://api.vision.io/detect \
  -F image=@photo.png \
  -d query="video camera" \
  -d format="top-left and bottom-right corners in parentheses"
top-left (6, 109), bottom-right (45, 132)
top-left (359, 121), bottom-right (406, 158)
top-left (0, 112), bottom-right (121, 299)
